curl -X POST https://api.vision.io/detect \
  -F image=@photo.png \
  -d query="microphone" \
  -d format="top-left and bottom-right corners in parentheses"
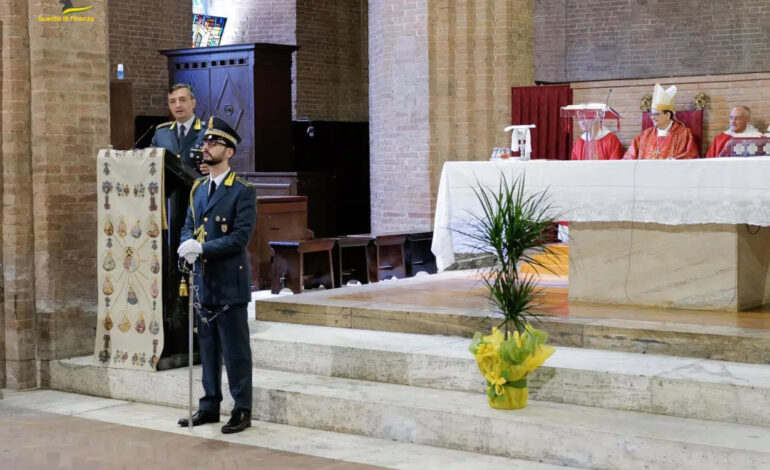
top-left (605, 88), bottom-right (614, 109)
top-left (133, 124), bottom-right (156, 148)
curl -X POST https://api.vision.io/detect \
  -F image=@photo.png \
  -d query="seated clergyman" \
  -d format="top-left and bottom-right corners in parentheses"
top-left (705, 106), bottom-right (763, 158)
top-left (624, 84), bottom-right (699, 160)
top-left (570, 119), bottom-right (623, 160)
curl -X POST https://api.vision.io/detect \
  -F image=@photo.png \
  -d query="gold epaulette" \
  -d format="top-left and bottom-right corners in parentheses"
top-left (156, 121), bottom-right (174, 129)
top-left (234, 176), bottom-right (253, 188)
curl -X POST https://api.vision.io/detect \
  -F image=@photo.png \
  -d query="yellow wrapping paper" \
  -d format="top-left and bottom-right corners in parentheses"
top-left (470, 324), bottom-right (554, 410)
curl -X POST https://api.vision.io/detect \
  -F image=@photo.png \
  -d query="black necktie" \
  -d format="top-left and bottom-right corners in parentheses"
top-left (178, 124), bottom-right (186, 143)
top-left (209, 181), bottom-right (217, 200)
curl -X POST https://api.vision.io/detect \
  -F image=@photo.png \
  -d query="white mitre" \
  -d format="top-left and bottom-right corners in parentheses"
top-left (652, 84), bottom-right (676, 112)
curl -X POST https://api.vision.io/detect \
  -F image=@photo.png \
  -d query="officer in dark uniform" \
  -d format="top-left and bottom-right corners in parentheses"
top-left (151, 83), bottom-right (207, 171)
top-left (176, 117), bottom-right (257, 434)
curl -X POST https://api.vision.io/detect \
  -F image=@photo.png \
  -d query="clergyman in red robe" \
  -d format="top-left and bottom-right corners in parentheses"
top-left (571, 121), bottom-right (623, 160)
top-left (705, 106), bottom-right (762, 158)
top-left (623, 84), bottom-right (699, 160)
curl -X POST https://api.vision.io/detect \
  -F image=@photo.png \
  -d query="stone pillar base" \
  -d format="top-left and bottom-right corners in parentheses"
top-left (568, 222), bottom-right (770, 311)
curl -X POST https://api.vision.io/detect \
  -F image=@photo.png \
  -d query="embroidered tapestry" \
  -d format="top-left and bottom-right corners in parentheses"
top-left (95, 148), bottom-right (164, 370)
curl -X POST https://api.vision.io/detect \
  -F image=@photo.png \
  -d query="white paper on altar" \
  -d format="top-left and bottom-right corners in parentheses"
top-left (432, 157), bottom-right (770, 271)
top-left (95, 148), bottom-right (165, 370)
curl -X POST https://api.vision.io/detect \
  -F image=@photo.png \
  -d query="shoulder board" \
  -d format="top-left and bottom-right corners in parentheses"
top-left (155, 121), bottom-right (174, 129)
top-left (224, 171), bottom-right (237, 187)
top-left (191, 177), bottom-right (207, 192)
top-left (234, 177), bottom-right (253, 188)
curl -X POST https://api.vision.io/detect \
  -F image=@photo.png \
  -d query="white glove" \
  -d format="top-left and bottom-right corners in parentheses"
top-left (177, 239), bottom-right (202, 264)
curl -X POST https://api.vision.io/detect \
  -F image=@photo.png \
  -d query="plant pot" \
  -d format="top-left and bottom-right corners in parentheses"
top-left (487, 378), bottom-right (528, 410)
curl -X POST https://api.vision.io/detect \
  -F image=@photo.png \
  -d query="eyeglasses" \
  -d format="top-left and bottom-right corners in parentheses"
top-left (202, 139), bottom-right (227, 148)
top-left (649, 112), bottom-right (662, 117)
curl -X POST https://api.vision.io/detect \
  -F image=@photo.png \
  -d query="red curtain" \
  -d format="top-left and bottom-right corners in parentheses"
top-left (511, 85), bottom-right (573, 160)
top-left (642, 110), bottom-right (704, 156)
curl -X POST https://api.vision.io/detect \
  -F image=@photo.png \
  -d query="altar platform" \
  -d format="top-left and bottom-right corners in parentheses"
top-left (256, 269), bottom-right (770, 364)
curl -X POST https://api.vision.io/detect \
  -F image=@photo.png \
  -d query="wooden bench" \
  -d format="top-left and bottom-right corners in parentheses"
top-left (405, 231), bottom-right (437, 276)
top-left (269, 239), bottom-right (336, 294)
top-left (350, 233), bottom-right (407, 282)
top-left (332, 236), bottom-right (373, 286)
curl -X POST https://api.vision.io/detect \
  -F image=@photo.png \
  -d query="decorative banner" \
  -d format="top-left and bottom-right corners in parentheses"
top-left (95, 148), bottom-right (164, 370)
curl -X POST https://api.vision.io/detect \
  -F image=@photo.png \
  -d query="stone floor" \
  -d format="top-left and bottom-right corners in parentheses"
top-left (0, 392), bottom-right (383, 470)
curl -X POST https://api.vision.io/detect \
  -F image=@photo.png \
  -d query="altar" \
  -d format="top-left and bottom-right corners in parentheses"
top-left (431, 158), bottom-right (770, 311)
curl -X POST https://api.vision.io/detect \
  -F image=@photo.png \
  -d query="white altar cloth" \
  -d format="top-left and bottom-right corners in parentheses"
top-left (431, 157), bottom-right (770, 271)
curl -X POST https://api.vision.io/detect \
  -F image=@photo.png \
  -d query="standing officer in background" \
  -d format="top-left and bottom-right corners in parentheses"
top-left (151, 83), bottom-right (209, 173)
top-left (176, 117), bottom-right (256, 434)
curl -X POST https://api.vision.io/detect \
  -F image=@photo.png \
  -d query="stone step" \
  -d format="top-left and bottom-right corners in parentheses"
top-left (256, 284), bottom-right (770, 365)
top-left (1, 389), bottom-right (575, 470)
top-left (248, 321), bottom-right (770, 427)
top-left (49, 358), bottom-right (770, 470)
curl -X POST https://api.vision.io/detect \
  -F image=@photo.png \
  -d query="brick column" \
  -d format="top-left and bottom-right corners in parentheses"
top-left (28, 1), bottom-right (110, 385)
top-left (0, 18), bottom-right (5, 388)
top-left (369, 0), bottom-right (534, 233)
top-left (2, 0), bottom-right (36, 389)
top-left (368, 0), bottom-right (431, 233)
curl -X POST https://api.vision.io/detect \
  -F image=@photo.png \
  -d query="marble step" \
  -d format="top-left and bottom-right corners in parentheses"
top-left (0, 390), bottom-right (576, 470)
top-left (48, 358), bottom-right (770, 470)
top-left (249, 321), bottom-right (770, 427)
top-left (256, 286), bottom-right (770, 365)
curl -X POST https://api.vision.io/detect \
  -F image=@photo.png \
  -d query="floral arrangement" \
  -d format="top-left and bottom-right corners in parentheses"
top-left (470, 325), bottom-right (554, 409)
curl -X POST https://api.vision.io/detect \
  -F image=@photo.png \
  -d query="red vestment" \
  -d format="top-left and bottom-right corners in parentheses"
top-left (705, 133), bottom-right (733, 158)
top-left (570, 133), bottom-right (623, 160)
top-left (623, 121), bottom-right (699, 159)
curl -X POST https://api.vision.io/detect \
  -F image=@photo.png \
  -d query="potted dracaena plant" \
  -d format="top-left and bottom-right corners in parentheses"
top-left (459, 174), bottom-right (557, 409)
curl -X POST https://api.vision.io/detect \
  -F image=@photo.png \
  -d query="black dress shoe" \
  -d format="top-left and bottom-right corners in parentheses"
top-left (177, 410), bottom-right (220, 427)
top-left (221, 409), bottom-right (251, 434)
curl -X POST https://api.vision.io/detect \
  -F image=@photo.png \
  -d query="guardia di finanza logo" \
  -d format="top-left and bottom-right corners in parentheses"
top-left (60, 0), bottom-right (93, 15)
top-left (39, 0), bottom-right (94, 22)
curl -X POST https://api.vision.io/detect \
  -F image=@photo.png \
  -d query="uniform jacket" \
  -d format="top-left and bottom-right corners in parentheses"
top-left (151, 118), bottom-right (206, 169)
top-left (181, 171), bottom-right (257, 306)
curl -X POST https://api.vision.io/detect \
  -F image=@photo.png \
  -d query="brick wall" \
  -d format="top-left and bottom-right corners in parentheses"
top-left (209, 0), bottom-right (368, 122)
top-left (429, 0), bottom-right (534, 212)
top-left (536, 0), bottom-right (770, 83)
top-left (571, 73), bottom-right (770, 155)
top-left (2, 0), bottom-right (36, 389)
top-left (296, 0), bottom-right (368, 121)
top-left (28, 1), bottom-right (111, 385)
top-left (370, 0), bottom-right (534, 233)
top-left (108, 0), bottom-right (192, 117)
top-left (208, 0), bottom-right (297, 45)
top-left (369, 0), bottom-right (431, 233)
